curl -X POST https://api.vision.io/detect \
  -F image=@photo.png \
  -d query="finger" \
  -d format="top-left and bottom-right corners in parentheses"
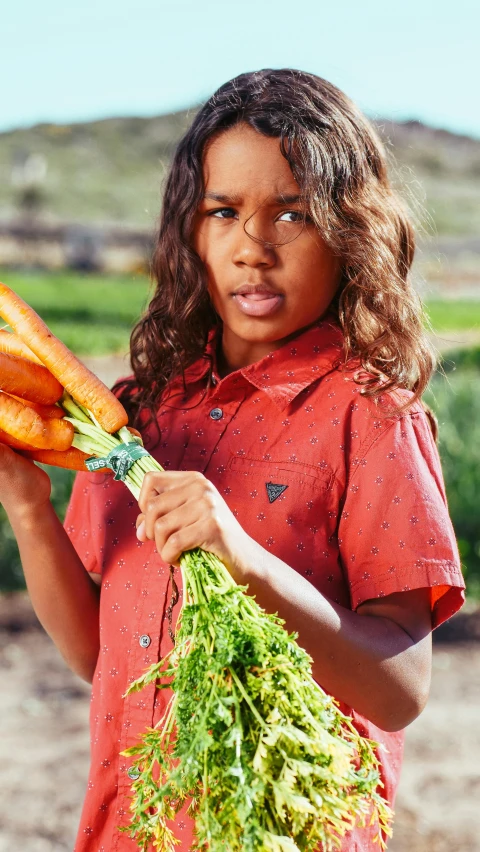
top-left (136, 513), bottom-right (146, 541)
top-left (160, 518), bottom-right (217, 566)
top-left (148, 499), bottom-right (206, 555)
top-left (141, 474), bottom-right (212, 540)
top-left (142, 487), bottom-right (196, 542)
top-left (138, 470), bottom-right (205, 513)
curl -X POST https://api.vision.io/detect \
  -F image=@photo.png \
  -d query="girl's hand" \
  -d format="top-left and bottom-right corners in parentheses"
top-left (0, 444), bottom-right (52, 518)
top-left (136, 470), bottom-right (256, 578)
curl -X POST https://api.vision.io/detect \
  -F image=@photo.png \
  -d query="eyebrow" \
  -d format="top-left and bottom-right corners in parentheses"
top-left (203, 191), bottom-right (303, 205)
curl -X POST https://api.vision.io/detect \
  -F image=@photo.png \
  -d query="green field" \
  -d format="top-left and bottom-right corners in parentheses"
top-left (1, 272), bottom-right (479, 357)
top-left (0, 271), bottom-right (152, 355)
top-left (426, 299), bottom-right (480, 332)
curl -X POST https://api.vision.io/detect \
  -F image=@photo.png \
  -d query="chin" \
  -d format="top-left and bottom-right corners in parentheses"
top-left (228, 319), bottom-right (291, 343)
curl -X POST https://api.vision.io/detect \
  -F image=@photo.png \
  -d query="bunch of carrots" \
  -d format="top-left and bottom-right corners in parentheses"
top-left (0, 282), bottom-right (129, 468)
top-left (0, 278), bottom-right (154, 489)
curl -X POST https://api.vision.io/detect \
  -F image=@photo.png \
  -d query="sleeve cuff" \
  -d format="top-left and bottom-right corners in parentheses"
top-left (349, 559), bottom-right (465, 628)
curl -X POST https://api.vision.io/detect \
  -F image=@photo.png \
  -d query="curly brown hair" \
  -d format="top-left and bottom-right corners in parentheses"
top-left (115, 68), bottom-right (436, 430)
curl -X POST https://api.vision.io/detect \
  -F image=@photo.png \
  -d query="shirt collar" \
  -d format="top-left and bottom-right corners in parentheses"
top-left (184, 316), bottom-right (345, 409)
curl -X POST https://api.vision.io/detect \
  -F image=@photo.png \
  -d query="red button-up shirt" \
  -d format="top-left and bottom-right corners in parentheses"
top-left (65, 317), bottom-right (464, 851)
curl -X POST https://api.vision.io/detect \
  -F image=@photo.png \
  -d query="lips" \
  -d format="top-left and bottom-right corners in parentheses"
top-left (232, 288), bottom-right (284, 317)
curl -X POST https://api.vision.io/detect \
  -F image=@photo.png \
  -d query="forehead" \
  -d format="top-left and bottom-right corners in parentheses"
top-left (202, 123), bottom-right (300, 199)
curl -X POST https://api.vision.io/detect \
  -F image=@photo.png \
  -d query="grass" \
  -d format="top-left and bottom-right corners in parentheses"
top-left (425, 370), bottom-right (480, 594)
top-left (425, 299), bottom-right (480, 332)
top-left (0, 270), bottom-right (153, 355)
top-left (440, 347), bottom-right (480, 372)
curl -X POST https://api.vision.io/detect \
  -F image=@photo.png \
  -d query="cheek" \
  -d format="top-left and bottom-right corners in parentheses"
top-left (289, 247), bottom-right (339, 304)
top-left (206, 279), bottom-right (222, 314)
top-left (304, 242), bottom-right (340, 298)
top-left (192, 225), bottom-right (221, 302)
top-left (201, 259), bottom-right (225, 317)
top-left (193, 223), bottom-right (223, 279)
top-left (192, 213), bottom-right (221, 266)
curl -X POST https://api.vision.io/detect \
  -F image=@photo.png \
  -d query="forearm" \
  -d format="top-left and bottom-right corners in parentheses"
top-left (6, 501), bottom-right (100, 683)
top-left (238, 538), bottom-right (431, 731)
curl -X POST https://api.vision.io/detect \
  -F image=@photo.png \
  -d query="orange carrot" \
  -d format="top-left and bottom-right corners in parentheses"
top-left (8, 394), bottom-right (64, 419)
top-left (18, 446), bottom-right (104, 472)
top-left (0, 392), bottom-right (74, 450)
top-left (0, 351), bottom-right (63, 405)
top-left (0, 282), bottom-right (128, 433)
top-left (0, 329), bottom-right (43, 365)
top-left (0, 427), bottom-right (36, 451)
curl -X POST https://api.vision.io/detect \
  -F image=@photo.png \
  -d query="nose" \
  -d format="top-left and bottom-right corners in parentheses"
top-left (231, 223), bottom-right (276, 268)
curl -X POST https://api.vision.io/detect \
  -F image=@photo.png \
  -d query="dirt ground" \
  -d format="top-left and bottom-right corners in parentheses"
top-left (0, 594), bottom-right (478, 852)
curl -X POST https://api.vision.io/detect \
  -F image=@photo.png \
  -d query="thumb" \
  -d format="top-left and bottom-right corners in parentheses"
top-left (136, 513), bottom-right (146, 541)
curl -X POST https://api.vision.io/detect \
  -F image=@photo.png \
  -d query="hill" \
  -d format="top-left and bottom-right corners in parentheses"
top-left (0, 110), bottom-right (479, 244)
top-left (378, 119), bottom-right (480, 241)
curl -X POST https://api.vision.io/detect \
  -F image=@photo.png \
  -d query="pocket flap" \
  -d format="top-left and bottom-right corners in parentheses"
top-left (228, 454), bottom-right (334, 490)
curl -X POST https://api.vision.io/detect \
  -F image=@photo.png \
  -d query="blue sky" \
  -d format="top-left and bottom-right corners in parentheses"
top-left (2, 0), bottom-right (479, 137)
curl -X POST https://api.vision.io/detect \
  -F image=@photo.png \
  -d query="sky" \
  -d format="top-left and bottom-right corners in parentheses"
top-left (2, 0), bottom-right (479, 137)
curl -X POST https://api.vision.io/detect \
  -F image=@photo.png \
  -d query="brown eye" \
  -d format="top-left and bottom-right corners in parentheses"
top-left (278, 211), bottom-right (305, 223)
top-left (209, 208), bottom-right (237, 219)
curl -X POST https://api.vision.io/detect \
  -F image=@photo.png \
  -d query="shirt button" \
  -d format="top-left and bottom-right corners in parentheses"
top-left (139, 634), bottom-right (151, 648)
top-left (127, 767), bottom-right (140, 780)
top-left (209, 407), bottom-right (223, 420)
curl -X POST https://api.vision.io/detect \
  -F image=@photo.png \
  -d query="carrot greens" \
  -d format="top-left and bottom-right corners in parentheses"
top-left (61, 391), bottom-right (161, 495)
top-left (122, 549), bottom-right (392, 852)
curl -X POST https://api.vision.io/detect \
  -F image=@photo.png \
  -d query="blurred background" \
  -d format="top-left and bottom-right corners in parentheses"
top-left (0, 1), bottom-right (479, 850)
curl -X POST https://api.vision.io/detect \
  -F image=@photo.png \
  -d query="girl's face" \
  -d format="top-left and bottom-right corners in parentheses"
top-left (193, 123), bottom-right (340, 374)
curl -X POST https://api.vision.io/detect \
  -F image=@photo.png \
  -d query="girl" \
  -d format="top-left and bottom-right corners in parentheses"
top-left (0, 69), bottom-right (464, 851)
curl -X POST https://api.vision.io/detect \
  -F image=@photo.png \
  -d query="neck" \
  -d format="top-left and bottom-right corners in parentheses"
top-left (216, 332), bottom-right (286, 378)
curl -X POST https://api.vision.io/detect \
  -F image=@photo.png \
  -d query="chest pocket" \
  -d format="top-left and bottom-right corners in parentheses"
top-left (229, 455), bottom-right (335, 492)
top-left (226, 455), bottom-right (342, 592)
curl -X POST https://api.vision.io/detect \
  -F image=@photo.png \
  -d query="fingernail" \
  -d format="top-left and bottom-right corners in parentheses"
top-left (136, 520), bottom-right (146, 541)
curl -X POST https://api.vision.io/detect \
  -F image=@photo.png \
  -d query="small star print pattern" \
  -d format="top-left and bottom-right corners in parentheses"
top-left (64, 317), bottom-right (464, 851)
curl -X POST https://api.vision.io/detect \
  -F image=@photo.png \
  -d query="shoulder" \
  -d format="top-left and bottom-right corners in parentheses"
top-left (316, 366), bottom-right (436, 474)
top-left (321, 364), bottom-right (425, 429)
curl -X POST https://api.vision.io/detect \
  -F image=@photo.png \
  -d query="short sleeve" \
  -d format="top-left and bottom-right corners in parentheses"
top-left (63, 471), bottom-right (101, 574)
top-left (338, 407), bottom-right (465, 628)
